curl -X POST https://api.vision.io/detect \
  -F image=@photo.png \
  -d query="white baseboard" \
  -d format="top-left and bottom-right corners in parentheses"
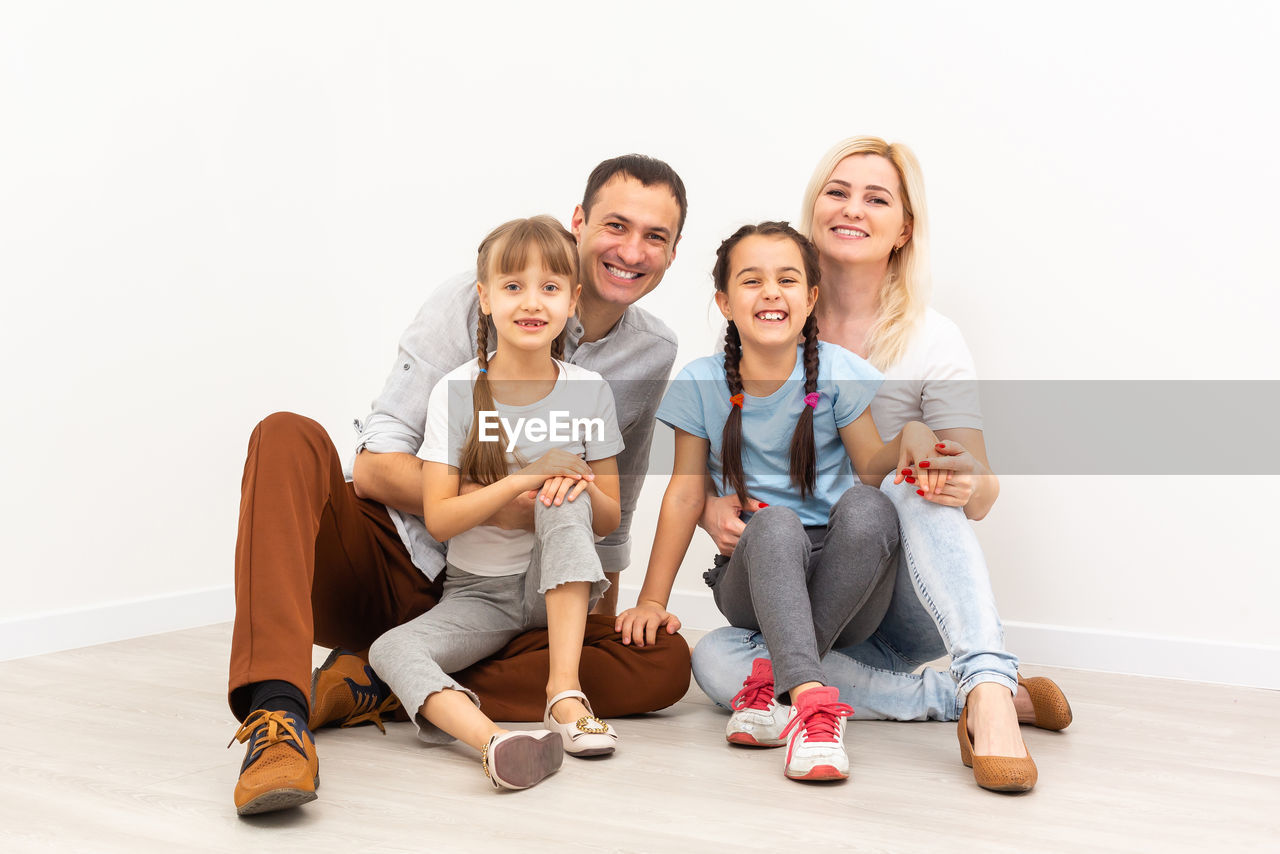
top-left (619, 585), bottom-right (1280, 691)
top-left (0, 585), bottom-right (234, 662)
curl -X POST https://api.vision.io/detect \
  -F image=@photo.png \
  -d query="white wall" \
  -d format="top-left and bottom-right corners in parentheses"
top-left (2, 2), bottom-right (1277, 685)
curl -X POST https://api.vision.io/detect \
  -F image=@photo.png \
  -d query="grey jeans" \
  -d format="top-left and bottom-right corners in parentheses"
top-left (705, 485), bottom-right (899, 702)
top-left (369, 495), bottom-right (607, 743)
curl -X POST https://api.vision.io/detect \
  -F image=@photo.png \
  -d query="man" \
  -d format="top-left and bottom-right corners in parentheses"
top-left (227, 155), bottom-right (690, 815)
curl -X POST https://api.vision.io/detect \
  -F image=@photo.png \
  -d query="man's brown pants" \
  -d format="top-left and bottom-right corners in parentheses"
top-left (228, 412), bottom-right (690, 723)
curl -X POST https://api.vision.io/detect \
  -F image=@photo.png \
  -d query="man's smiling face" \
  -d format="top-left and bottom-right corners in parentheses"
top-left (571, 175), bottom-right (681, 307)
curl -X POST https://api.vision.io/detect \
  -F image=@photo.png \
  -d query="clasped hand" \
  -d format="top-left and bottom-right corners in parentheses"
top-left (897, 431), bottom-right (982, 508)
top-left (516, 449), bottom-right (595, 507)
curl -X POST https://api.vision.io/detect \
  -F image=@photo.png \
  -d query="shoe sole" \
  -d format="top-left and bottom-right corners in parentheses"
top-left (785, 764), bottom-right (848, 781)
top-left (236, 777), bottom-right (320, 816)
top-left (490, 733), bottom-right (564, 789)
top-left (726, 732), bottom-right (784, 748)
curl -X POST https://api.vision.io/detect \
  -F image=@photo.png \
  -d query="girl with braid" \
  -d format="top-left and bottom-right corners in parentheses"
top-left (369, 215), bottom-right (622, 792)
top-left (616, 221), bottom-right (940, 781)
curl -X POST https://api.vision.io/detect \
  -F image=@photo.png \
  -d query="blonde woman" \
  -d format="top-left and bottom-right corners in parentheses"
top-left (688, 137), bottom-right (1072, 793)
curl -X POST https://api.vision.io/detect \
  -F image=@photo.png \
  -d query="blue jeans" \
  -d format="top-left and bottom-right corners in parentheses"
top-left (691, 473), bottom-right (1018, 721)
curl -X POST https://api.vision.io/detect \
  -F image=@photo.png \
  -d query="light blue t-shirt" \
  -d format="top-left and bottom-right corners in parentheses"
top-left (656, 341), bottom-right (884, 527)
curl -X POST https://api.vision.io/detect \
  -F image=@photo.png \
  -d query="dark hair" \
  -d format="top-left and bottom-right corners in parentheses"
top-left (581, 154), bottom-right (688, 237)
top-left (461, 215), bottom-right (577, 485)
top-left (711, 221), bottom-right (822, 504)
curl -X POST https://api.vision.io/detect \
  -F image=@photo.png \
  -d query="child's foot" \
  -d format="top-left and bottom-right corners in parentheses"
top-left (482, 730), bottom-right (563, 790)
top-left (543, 689), bottom-right (617, 757)
top-left (726, 658), bottom-right (789, 747)
top-left (781, 686), bottom-right (853, 781)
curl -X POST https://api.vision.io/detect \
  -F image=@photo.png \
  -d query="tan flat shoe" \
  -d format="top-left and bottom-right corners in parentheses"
top-left (957, 704), bottom-right (1037, 793)
top-left (1018, 674), bottom-right (1073, 731)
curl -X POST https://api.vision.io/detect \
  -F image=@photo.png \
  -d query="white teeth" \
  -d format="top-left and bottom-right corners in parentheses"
top-left (834, 227), bottom-right (867, 238)
top-left (605, 264), bottom-right (640, 280)
top-left (757, 311), bottom-right (786, 321)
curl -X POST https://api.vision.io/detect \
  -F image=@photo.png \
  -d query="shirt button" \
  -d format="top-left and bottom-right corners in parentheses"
top-left (403, 363), bottom-right (410, 371)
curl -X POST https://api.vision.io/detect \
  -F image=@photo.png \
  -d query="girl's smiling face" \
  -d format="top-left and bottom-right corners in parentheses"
top-left (715, 234), bottom-right (818, 350)
top-left (477, 250), bottom-right (579, 356)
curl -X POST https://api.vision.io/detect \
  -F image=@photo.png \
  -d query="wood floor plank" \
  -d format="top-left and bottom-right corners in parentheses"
top-left (0, 623), bottom-right (1276, 853)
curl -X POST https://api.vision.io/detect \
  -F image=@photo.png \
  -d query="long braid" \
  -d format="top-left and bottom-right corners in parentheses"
top-left (789, 313), bottom-right (820, 497)
top-left (460, 311), bottom-right (510, 485)
top-left (720, 321), bottom-right (749, 505)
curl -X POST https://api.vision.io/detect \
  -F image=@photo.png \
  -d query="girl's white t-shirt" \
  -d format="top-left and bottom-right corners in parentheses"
top-left (419, 358), bottom-right (623, 577)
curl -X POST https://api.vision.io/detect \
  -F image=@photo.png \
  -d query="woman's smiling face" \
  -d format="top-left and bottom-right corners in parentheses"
top-left (810, 153), bottom-right (912, 267)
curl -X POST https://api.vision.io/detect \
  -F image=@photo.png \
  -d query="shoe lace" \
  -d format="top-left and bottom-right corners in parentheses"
top-left (780, 699), bottom-right (853, 743)
top-left (228, 709), bottom-right (307, 759)
top-left (730, 669), bottom-right (776, 712)
top-left (341, 675), bottom-right (398, 733)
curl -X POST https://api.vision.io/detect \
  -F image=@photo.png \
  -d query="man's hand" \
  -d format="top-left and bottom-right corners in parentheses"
top-left (614, 600), bottom-right (681, 647)
top-left (698, 493), bottom-right (766, 555)
top-left (459, 480), bottom-right (536, 532)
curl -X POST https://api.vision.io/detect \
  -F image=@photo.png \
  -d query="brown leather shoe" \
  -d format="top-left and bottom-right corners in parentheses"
top-left (308, 649), bottom-right (401, 732)
top-left (957, 705), bottom-right (1037, 793)
top-left (230, 710), bottom-right (319, 816)
top-left (1018, 674), bottom-right (1073, 731)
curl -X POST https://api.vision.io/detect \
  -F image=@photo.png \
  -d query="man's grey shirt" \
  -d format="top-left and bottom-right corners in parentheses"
top-left (347, 272), bottom-right (678, 581)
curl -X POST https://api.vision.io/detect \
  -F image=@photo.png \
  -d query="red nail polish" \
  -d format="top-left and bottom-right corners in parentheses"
top-left (919, 461), bottom-right (930, 468)
top-left (901, 469), bottom-right (912, 476)
top-left (906, 477), bottom-right (916, 484)
top-left (758, 502), bottom-right (769, 508)
top-left (936, 443), bottom-right (946, 450)
top-left (916, 489), bottom-right (925, 496)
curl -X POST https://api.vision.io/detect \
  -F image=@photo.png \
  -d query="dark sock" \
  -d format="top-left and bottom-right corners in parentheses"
top-left (247, 680), bottom-right (309, 728)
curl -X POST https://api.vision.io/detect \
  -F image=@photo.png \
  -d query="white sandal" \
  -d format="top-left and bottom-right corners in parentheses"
top-left (543, 690), bottom-right (618, 757)
top-left (481, 730), bottom-right (563, 790)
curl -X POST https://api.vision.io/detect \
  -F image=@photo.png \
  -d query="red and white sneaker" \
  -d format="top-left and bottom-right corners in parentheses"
top-left (781, 685), bottom-right (854, 781)
top-left (725, 658), bottom-right (790, 748)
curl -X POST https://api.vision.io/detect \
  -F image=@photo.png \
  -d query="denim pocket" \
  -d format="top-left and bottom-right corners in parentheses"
top-left (702, 553), bottom-right (730, 588)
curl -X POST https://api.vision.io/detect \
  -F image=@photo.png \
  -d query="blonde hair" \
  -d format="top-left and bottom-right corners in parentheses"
top-left (798, 136), bottom-right (931, 371)
top-left (460, 215), bottom-right (579, 485)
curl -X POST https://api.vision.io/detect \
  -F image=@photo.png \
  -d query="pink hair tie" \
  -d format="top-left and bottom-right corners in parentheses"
top-left (729, 393), bottom-right (744, 409)
top-left (803, 392), bottom-right (820, 408)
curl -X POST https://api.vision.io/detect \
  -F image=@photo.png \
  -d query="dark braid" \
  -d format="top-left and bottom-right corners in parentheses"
top-left (719, 322), bottom-right (749, 504)
top-left (789, 313), bottom-right (820, 497)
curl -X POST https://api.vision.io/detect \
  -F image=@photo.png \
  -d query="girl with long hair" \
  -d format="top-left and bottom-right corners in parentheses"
top-left (369, 216), bottom-right (622, 791)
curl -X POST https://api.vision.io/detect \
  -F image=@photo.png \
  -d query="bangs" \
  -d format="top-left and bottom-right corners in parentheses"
top-left (485, 217), bottom-right (578, 281)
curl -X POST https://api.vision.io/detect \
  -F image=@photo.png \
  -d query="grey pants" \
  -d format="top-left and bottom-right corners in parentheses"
top-left (705, 485), bottom-right (899, 702)
top-left (368, 495), bottom-right (608, 743)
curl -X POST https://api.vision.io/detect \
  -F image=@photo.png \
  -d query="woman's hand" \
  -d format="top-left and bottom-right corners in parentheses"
top-left (911, 439), bottom-right (984, 507)
top-left (513, 449), bottom-right (594, 493)
top-left (895, 421), bottom-right (946, 487)
top-left (698, 493), bottom-right (766, 556)
top-left (615, 600), bottom-right (682, 647)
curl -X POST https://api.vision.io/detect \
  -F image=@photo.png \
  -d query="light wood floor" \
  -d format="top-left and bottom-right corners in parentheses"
top-left (0, 624), bottom-right (1276, 853)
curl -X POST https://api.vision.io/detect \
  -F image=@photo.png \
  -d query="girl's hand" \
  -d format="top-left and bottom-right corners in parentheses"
top-left (615, 600), bottom-right (682, 647)
top-left (514, 449), bottom-right (594, 493)
top-left (698, 493), bottom-right (766, 556)
top-left (537, 475), bottom-right (591, 507)
top-left (910, 439), bottom-right (982, 507)
top-left (896, 421), bottom-right (951, 497)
